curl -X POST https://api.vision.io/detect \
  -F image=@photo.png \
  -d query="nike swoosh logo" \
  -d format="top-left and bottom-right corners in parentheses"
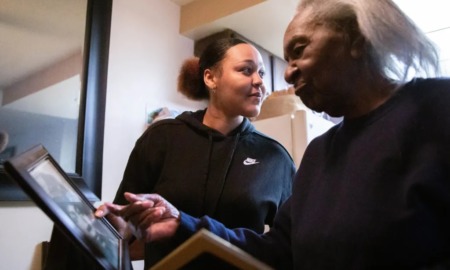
top-left (243, 158), bottom-right (259, 165)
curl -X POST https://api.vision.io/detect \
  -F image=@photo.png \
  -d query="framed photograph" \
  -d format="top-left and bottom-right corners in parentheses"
top-left (0, 146), bottom-right (15, 164)
top-left (3, 144), bottom-right (129, 270)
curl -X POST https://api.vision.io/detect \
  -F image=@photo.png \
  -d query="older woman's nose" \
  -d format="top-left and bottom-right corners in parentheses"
top-left (284, 63), bottom-right (299, 85)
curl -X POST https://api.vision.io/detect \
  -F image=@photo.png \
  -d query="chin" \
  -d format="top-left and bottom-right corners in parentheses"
top-left (301, 99), bottom-right (315, 111)
top-left (244, 108), bottom-right (260, 118)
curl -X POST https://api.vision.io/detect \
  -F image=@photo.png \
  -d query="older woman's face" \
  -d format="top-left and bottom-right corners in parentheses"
top-left (283, 9), bottom-right (361, 117)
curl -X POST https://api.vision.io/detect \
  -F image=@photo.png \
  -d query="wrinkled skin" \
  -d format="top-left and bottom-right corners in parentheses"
top-left (95, 192), bottom-right (180, 242)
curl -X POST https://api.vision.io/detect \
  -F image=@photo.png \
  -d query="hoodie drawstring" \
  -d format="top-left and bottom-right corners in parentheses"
top-left (201, 133), bottom-right (240, 217)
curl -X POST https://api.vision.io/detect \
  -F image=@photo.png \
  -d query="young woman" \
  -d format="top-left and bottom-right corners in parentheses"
top-left (111, 38), bottom-right (295, 268)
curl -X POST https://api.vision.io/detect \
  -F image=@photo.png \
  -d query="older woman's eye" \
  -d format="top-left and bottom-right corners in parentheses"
top-left (292, 44), bottom-right (306, 58)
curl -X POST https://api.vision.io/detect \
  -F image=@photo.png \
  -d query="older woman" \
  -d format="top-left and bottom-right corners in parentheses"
top-left (97, 0), bottom-right (450, 269)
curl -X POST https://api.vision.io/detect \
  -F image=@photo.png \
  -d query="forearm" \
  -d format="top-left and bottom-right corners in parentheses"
top-left (174, 209), bottom-right (292, 269)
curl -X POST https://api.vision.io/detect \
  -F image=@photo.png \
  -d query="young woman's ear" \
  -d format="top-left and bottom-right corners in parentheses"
top-left (204, 69), bottom-right (217, 90)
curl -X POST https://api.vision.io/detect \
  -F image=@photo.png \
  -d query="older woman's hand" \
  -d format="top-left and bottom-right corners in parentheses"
top-left (96, 192), bottom-right (180, 242)
top-left (94, 201), bottom-right (134, 240)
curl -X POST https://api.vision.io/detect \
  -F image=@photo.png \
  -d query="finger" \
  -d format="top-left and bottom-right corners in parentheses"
top-left (124, 193), bottom-right (158, 208)
top-left (127, 205), bottom-right (163, 229)
top-left (94, 205), bottom-right (108, 218)
top-left (127, 210), bottom-right (158, 240)
top-left (123, 192), bottom-right (149, 203)
top-left (95, 202), bottom-right (123, 218)
top-left (119, 200), bottom-right (154, 221)
top-left (138, 207), bottom-right (164, 229)
top-left (125, 192), bottom-right (161, 204)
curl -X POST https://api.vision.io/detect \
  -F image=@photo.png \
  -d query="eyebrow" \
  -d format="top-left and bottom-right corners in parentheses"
top-left (284, 34), bottom-right (309, 61)
top-left (238, 59), bottom-right (265, 70)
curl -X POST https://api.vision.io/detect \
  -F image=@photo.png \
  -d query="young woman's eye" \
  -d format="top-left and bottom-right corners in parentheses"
top-left (241, 67), bottom-right (252, 75)
top-left (258, 70), bottom-right (265, 79)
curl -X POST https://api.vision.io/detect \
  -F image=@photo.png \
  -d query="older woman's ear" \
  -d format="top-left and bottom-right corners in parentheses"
top-left (350, 35), bottom-right (366, 59)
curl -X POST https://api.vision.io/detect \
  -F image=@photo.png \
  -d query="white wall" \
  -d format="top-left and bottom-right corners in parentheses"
top-left (103, 1), bottom-right (204, 268)
top-left (394, 0), bottom-right (450, 76)
top-left (102, 0), bottom-right (204, 203)
top-left (0, 1), bottom-right (203, 269)
top-left (0, 202), bottom-right (53, 270)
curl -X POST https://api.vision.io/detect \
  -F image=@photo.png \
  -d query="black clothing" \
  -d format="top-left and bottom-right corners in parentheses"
top-left (114, 109), bottom-right (295, 268)
top-left (176, 78), bottom-right (450, 269)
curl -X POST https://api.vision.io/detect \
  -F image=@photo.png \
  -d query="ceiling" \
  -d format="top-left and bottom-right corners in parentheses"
top-left (171, 0), bottom-right (450, 62)
top-left (0, 0), bottom-right (86, 118)
top-left (2, 0), bottom-right (448, 91)
top-left (1, 0), bottom-right (448, 107)
top-left (172, 0), bottom-right (297, 59)
top-left (0, 0), bottom-right (86, 90)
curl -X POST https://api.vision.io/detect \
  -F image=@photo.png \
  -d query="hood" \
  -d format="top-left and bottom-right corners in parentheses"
top-left (176, 109), bottom-right (255, 139)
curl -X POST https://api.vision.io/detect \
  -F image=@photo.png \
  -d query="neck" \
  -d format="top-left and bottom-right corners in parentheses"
top-left (345, 76), bottom-right (400, 119)
top-left (203, 108), bottom-right (243, 135)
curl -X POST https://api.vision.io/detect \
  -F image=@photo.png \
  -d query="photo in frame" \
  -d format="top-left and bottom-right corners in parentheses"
top-left (3, 144), bottom-right (129, 270)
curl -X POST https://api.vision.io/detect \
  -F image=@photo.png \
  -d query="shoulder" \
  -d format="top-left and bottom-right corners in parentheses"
top-left (408, 77), bottom-right (450, 135)
top-left (145, 109), bottom-right (204, 130)
top-left (247, 130), bottom-right (293, 159)
top-left (412, 77), bottom-right (450, 88)
top-left (137, 118), bottom-right (186, 143)
top-left (404, 77), bottom-right (450, 99)
top-left (251, 129), bottom-right (281, 142)
top-left (148, 117), bottom-right (184, 130)
top-left (402, 78), bottom-right (450, 113)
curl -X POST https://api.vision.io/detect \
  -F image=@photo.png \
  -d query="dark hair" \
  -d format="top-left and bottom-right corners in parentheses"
top-left (177, 38), bottom-right (248, 100)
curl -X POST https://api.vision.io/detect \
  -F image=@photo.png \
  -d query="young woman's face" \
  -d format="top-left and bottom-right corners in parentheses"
top-left (283, 9), bottom-right (362, 117)
top-left (208, 43), bottom-right (266, 118)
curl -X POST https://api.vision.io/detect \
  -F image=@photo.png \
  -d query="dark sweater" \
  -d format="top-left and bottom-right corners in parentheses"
top-left (114, 109), bottom-right (295, 268)
top-left (176, 78), bottom-right (450, 269)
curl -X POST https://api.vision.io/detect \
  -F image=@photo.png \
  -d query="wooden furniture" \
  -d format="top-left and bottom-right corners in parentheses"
top-left (151, 229), bottom-right (272, 270)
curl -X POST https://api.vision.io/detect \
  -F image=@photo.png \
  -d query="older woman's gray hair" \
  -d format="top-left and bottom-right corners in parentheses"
top-left (296, 0), bottom-right (441, 82)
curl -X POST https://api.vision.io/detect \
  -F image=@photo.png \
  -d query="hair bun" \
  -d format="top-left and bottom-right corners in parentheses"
top-left (177, 57), bottom-right (207, 100)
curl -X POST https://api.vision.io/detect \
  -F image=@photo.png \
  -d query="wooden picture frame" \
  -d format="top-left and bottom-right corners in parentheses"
top-left (151, 229), bottom-right (272, 270)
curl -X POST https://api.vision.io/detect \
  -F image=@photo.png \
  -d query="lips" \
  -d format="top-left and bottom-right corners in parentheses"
top-left (249, 92), bottom-right (262, 98)
top-left (248, 92), bottom-right (263, 105)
